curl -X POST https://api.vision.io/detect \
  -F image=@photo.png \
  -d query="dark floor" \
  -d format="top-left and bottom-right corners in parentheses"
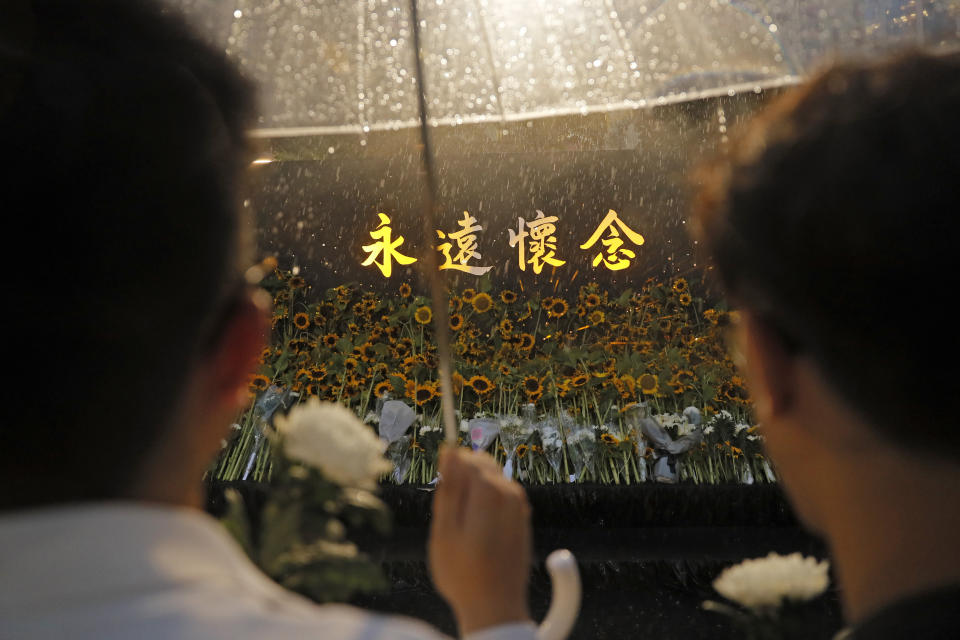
top-left (208, 482), bottom-right (846, 639)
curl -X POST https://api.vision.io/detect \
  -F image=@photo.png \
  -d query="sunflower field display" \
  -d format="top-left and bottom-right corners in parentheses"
top-left (212, 265), bottom-right (773, 485)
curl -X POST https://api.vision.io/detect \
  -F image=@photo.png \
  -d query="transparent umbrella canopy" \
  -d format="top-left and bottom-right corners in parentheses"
top-left (180, 0), bottom-right (802, 135)
top-left (172, 0), bottom-right (959, 136)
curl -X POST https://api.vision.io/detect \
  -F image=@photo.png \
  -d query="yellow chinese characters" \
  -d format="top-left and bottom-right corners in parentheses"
top-left (508, 210), bottom-right (566, 274)
top-left (579, 209), bottom-right (645, 271)
top-left (361, 212), bottom-right (417, 277)
top-left (436, 211), bottom-right (493, 276)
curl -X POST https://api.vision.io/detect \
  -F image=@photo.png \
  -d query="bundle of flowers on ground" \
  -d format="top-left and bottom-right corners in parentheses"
top-left (212, 266), bottom-right (773, 485)
top-left (703, 552), bottom-right (832, 640)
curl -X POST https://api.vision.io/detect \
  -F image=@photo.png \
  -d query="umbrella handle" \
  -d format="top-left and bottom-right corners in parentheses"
top-left (536, 549), bottom-right (581, 640)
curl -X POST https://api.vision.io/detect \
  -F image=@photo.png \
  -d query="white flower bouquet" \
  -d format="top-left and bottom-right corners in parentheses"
top-left (704, 552), bottom-right (832, 640)
top-left (221, 398), bottom-right (393, 603)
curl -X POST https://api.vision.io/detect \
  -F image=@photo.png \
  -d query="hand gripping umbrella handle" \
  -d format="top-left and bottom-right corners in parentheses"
top-left (536, 549), bottom-right (581, 640)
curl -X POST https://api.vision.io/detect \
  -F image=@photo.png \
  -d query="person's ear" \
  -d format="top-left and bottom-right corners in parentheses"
top-left (205, 288), bottom-right (271, 410)
top-left (735, 310), bottom-right (796, 422)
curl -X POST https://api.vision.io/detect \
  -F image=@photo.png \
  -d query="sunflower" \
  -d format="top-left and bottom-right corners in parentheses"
top-left (588, 309), bottom-right (605, 325)
top-left (541, 297), bottom-right (556, 311)
top-left (584, 292), bottom-right (601, 308)
top-left (614, 374), bottom-right (636, 399)
top-left (289, 275), bottom-right (306, 289)
top-left (452, 371), bottom-right (465, 394)
top-left (372, 362), bottom-right (389, 377)
top-left (259, 347), bottom-right (273, 363)
top-left (308, 367), bottom-right (326, 382)
top-left (414, 382), bottom-right (438, 406)
top-left (669, 370), bottom-right (695, 394)
top-left (342, 381), bottom-right (361, 398)
top-left (404, 378), bottom-right (418, 399)
top-left (658, 317), bottom-right (672, 332)
top-left (317, 301), bottom-right (336, 319)
top-left (399, 283), bottom-right (412, 298)
top-left (571, 373), bottom-right (589, 387)
top-left (499, 364), bottom-right (513, 376)
top-left (350, 343), bottom-right (371, 362)
top-left (518, 333), bottom-right (535, 351)
top-left (672, 278), bottom-right (689, 294)
top-left (499, 318), bottom-right (514, 334)
top-left (600, 433), bottom-right (620, 445)
top-left (343, 357), bottom-right (360, 373)
top-left (414, 305), bottom-right (433, 325)
top-left (449, 313), bottom-right (464, 331)
top-left (638, 373), bottom-right (659, 395)
top-left (472, 292), bottom-right (493, 313)
top-left (516, 443), bottom-right (530, 459)
top-left (322, 333), bottom-right (339, 349)
top-left (522, 376), bottom-right (543, 397)
top-left (248, 374), bottom-right (270, 392)
top-left (461, 288), bottom-right (477, 302)
top-left (468, 375), bottom-right (494, 395)
top-left (449, 296), bottom-right (463, 312)
top-left (305, 383), bottom-right (320, 397)
top-left (547, 299), bottom-right (568, 318)
top-left (678, 292), bottom-right (692, 307)
top-left (292, 312), bottom-right (310, 330)
top-left (500, 290), bottom-right (517, 304)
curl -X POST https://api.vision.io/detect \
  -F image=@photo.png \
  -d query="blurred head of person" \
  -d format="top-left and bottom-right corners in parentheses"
top-left (694, 49), bottom-right (960, 620)
top-left (0, 0), bottom-right (266, 511)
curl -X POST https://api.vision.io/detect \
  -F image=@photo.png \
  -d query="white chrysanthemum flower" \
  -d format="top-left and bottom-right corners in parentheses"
top-left (713, 552), bottom-right (830, 611)
top-left (703, 425), bottom-right (716, 435)
top-left (274, 398), bottom-right (392, 489)
top-left (735, 423), bottom-right (750, 434)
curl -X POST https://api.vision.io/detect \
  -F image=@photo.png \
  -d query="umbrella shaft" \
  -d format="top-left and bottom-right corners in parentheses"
top-left (410, 0), bottom-right (457, 447)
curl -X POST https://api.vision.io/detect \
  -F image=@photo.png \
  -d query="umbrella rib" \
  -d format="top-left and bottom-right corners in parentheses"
top-left (602, 0), bottom-right (642, 97)
top-left (472, 0), bottom-right (508, 125)
top-left (356, 0), bottom-right (368, 132)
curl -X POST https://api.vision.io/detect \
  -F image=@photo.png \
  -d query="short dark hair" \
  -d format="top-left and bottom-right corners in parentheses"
top-left (0, 0), bottom-right (256, 508)
top-left (694, 49), bottom-right (960, 460)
